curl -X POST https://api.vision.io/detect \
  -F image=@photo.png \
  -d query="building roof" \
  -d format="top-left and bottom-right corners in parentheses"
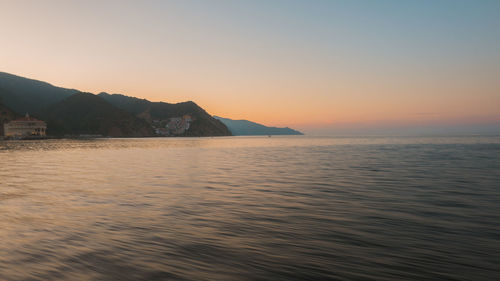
top-left (12, 113), bottom-right (44, 122)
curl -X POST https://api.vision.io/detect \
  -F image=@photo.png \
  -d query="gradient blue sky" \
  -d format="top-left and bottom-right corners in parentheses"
top-left (1, 0), bottom-right (499, 134)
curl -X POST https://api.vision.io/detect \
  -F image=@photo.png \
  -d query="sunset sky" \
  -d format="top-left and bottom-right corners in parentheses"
top-left (1, 0), bottom-right (499, 134)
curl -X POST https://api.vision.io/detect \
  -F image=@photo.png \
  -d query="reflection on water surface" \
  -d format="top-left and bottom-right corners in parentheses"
top-left (1, 136), bottom-right (499, 280)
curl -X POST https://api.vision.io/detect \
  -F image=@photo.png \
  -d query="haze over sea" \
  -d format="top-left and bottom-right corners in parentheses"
top-left (1, 136), bottom-right (499, 280)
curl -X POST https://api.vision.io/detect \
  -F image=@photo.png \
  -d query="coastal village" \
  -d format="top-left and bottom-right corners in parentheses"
top-left (0, 111), bottom-right (194, 139)
top-left (152, 114), bottom-right (193, 136)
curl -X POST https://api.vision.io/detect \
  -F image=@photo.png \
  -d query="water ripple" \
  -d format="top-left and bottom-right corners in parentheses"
top-left (1, 136), bottom-right (499, 280)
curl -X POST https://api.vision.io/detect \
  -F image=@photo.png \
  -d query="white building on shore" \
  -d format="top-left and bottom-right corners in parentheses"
top-left (3, 113), bottom-right (47, 138)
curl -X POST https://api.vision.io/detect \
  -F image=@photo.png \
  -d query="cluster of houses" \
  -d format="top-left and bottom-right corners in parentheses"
top-left (1, 113), bottom-right (47, 139)
top-left (152, 114), bottom-right (193, 136)
top-left (1, 112), bottom-right (195, 139)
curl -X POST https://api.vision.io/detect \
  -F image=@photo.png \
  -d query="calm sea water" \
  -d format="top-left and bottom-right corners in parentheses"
top-left (1, 136), bottom-right (499, 281)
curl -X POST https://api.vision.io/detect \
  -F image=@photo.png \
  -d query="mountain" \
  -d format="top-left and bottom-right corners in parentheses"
top-left (39, 92), bottom-right (155, 137)
top-left (0, 99), bottom-right (19, 136)
top-left (98, 93), bottom-right (231, 136)
top-left (0, 71), bottom-right (231, 137)
top-left (213, 116), bottom-right (303, 136)
top-left (0, 72), bottom-right (77, 114)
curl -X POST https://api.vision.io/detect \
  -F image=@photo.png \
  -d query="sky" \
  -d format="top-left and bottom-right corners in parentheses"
top-left (1, 0), bottom-right (499, 134)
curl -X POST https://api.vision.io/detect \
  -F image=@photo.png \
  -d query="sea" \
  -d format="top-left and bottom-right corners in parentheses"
top-left (1, 136), bottom-right (499, 281)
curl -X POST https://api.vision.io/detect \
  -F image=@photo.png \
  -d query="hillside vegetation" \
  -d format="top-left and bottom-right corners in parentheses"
top-left (0, 72), bottom-right (231, 137)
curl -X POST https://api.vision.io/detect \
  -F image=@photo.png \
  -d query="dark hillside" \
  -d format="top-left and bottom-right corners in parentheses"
top-left (99, 93), bottom-right (231, 136)
top-left (0, 72), bottom-right (231, 137)
top-left (0, 72), bottom-right (78, 114)
top-left (39, 93), bottom-right (155, 137)
top-left (0, 99), bottom-right (18, 136)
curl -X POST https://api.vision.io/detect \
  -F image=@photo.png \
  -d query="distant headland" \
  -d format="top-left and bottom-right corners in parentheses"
top-left (214, 116), bottom-right (303, 136)
top-left (0, 72), bottom-right (302, 139)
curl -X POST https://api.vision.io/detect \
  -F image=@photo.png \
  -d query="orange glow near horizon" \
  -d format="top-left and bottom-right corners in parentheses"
top-left (3, 66), bottom-right (499, 131)
top-left (1, 1), bottom-right (499, 132)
